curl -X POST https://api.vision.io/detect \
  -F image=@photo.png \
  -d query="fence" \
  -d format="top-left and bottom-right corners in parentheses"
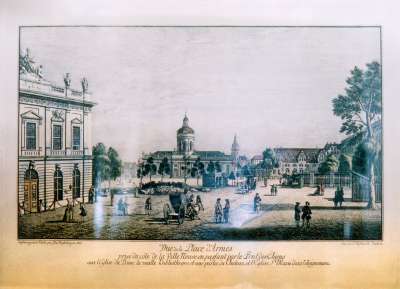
top-left (351, 172), bottom-right (382, 203)
top-left (302, 173), bottom-right (352, 188)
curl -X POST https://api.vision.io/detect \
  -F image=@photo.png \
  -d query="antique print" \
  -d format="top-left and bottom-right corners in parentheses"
top-left (18, 27), bottom-right (382, 240)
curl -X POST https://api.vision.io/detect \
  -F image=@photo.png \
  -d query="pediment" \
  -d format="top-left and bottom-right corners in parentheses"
top-left (21, 110), bottom-right (42, 120)
top-left (51, 110), bottom-right (64, 122)
top-left (71, 117), bottom-right (82, 124)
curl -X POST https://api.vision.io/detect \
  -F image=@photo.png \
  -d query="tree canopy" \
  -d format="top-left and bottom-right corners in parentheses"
top-left (332, 61), bottom-right (381, 208)
top-left (261, 147), bottom-right (278, 176)
top-left (318, 154), bottom-right (339, 175)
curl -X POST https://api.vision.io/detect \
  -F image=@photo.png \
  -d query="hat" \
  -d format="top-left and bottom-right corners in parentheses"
top-left (305, 201), bottom-right (310, 205)
top-left (296, 202), bottom-right (300, 205)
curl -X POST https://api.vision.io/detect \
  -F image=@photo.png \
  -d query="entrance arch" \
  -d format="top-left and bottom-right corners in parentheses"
top-left (24, 162), bottom-right (39, 213)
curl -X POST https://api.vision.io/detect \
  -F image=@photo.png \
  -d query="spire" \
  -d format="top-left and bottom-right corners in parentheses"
top-left (231, 134), bottom-right (240, 159)
top-left (183, 113), bottom-right (189, 127)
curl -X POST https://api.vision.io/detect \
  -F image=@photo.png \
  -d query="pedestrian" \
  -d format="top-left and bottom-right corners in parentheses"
top-left (301, 201), bottom-right (312, 228)
top-left (62, 206), bottom-right (69, 222)
top-left (123, 197), bottom-right (129, 215)
top-left (214, 198), bottom-right (223, 223)
top-left (334, 186), bottom-right (339, 208)
top-left (294, 202), bottom-right (301, 227)
top-left (274, 185), bottom-right (278, 196)
top-left (63, 199), bottom-right (73, 222)
top-left (195, 195), bottom-right (204, 211)
top-left (223, 199), bottom-right (230, 223)
top-left (338, 187), bottom-right (344, 208)
top-left (68, 201), bottom-right (74, 222)
top-left (79, 203), bottom-right (87, 223)
top-left (145, 196), bottom-right (152, 215)
top-left (254, 193), bottom-right (262, 213)
top-left (89, 185), bottom-right (94, 204)
top-left (117, 198), bottom-right (124, 215)
top-left (270, 185), bottom-right (274, 196)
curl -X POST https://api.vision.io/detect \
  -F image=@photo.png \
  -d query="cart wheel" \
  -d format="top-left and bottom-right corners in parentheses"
top-left (163, 204), bottom-right (170, 225)
top-left (178, 204), bottom-right (185, 224)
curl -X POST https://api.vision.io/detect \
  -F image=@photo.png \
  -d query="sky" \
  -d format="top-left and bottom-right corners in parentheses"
top-left (20, 27), bottom-right (381, 161)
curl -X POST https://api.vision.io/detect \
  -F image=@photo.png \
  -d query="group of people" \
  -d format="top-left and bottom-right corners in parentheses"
top-left (117, 197), bottom-right (129, 216)
top-left (62, 199), bottom-right (87, 223)
top-left (214, 198), bottom-right (230, 223)
top-left (294, 201), bottom-right (312, 228)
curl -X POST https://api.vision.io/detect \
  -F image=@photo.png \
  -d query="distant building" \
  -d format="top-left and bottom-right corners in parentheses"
top-left (273, 143), bottom-right (340, 175)
top-left (18, 49), bottom-right (96, 213)
top-left (250, 155), bottom-right (263, 166)
top-left (122, 162), bottom-right (137, 181)
top-left (143, 114), bottom-right (238, 178)
top-left (252, 143), bottom-right (340, 178)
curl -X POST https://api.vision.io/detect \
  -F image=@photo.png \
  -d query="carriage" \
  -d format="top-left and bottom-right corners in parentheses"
top-left (163, 191), bottom-right (198, 225)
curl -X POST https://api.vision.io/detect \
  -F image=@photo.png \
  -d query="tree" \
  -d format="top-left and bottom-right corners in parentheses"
top-left (137, 163), bottom-right (145, 187)
top-left (158, 157), bottom-right (171, 181)
top-left (107, 147), bottom-right (122, 206)
top-left (228, 171), bottom-right (236, 186)
top-left (92, 143), bottom-right (110, 189)
top-left (241, 165), bottom-right (251, 178)
top-left (318, 154), bottom-right (339, 175)
top-left (215, 161), bottom-right (222, 173)
top-left (144, 157), bottom-right (157, 182)
top-left (180, 156), bottom-right (191, 184)
top-left (333, 61), bottom-right (381, 208)
top-left (261, 148), bottom-right (278, 178)
top-left (207, 161), bottom-right (216, 175)
top-left (192, 157), bottom-right (205, 185)
top-left (338, 154), bottom-right (351, 174)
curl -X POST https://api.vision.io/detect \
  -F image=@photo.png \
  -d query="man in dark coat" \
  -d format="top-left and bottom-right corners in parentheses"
top-left (294, 202), bottom-right (301, 227)
top-left (301, 201), bottom-right (312, 228)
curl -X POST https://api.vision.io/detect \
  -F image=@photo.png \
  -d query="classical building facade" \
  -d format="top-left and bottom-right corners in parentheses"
top-left (18, 49), bottom-right (96, 213)
top-left (143, 114), bottom-right (238, 178)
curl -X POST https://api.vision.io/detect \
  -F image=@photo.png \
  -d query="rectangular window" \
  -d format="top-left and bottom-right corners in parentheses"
top-left (26, 122), bottom-right (36, 150)
top-left (52, 124), bottom-right (62, 150)
top-left (72, 126), bottom-right (80, 150)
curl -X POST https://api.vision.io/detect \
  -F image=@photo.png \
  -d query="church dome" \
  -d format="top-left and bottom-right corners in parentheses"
top-left (177, 126), bottom-right (194, 134)
top-left (177, 113), bottom-right (194, 134)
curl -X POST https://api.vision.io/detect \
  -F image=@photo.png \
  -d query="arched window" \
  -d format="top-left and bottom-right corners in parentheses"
top-left (54, 165), bottom-right (63, 201)
top-left (72, 165), bottom-right (80, 198)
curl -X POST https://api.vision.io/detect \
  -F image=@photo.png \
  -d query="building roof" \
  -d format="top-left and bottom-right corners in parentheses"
top-left (195, 151), bottom-right (233, 161)
top-left (274, 148), bottom-right (321, 163)
top-left (251, 155), bottom-right (263, 161)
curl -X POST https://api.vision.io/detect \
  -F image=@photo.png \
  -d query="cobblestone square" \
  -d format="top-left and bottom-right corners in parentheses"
top-left (19, 180), bottom-right (382, 240)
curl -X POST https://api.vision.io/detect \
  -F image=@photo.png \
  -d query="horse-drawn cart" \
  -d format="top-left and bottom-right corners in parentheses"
top-left (163, 191), bottom-right (198, 224)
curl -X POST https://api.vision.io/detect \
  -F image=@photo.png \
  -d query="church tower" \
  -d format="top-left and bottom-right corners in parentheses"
top-left (231, 134), bottom-right (240, 160)
top-left (177, 113), bottom-right (195, 155)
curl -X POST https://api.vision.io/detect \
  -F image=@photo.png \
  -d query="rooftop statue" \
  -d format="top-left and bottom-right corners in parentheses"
top-left (19, 48), bottom-right (44, 79)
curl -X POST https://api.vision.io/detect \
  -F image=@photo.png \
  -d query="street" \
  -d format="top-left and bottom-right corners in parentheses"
top-left (19, 180), bottom-right (382, 240)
